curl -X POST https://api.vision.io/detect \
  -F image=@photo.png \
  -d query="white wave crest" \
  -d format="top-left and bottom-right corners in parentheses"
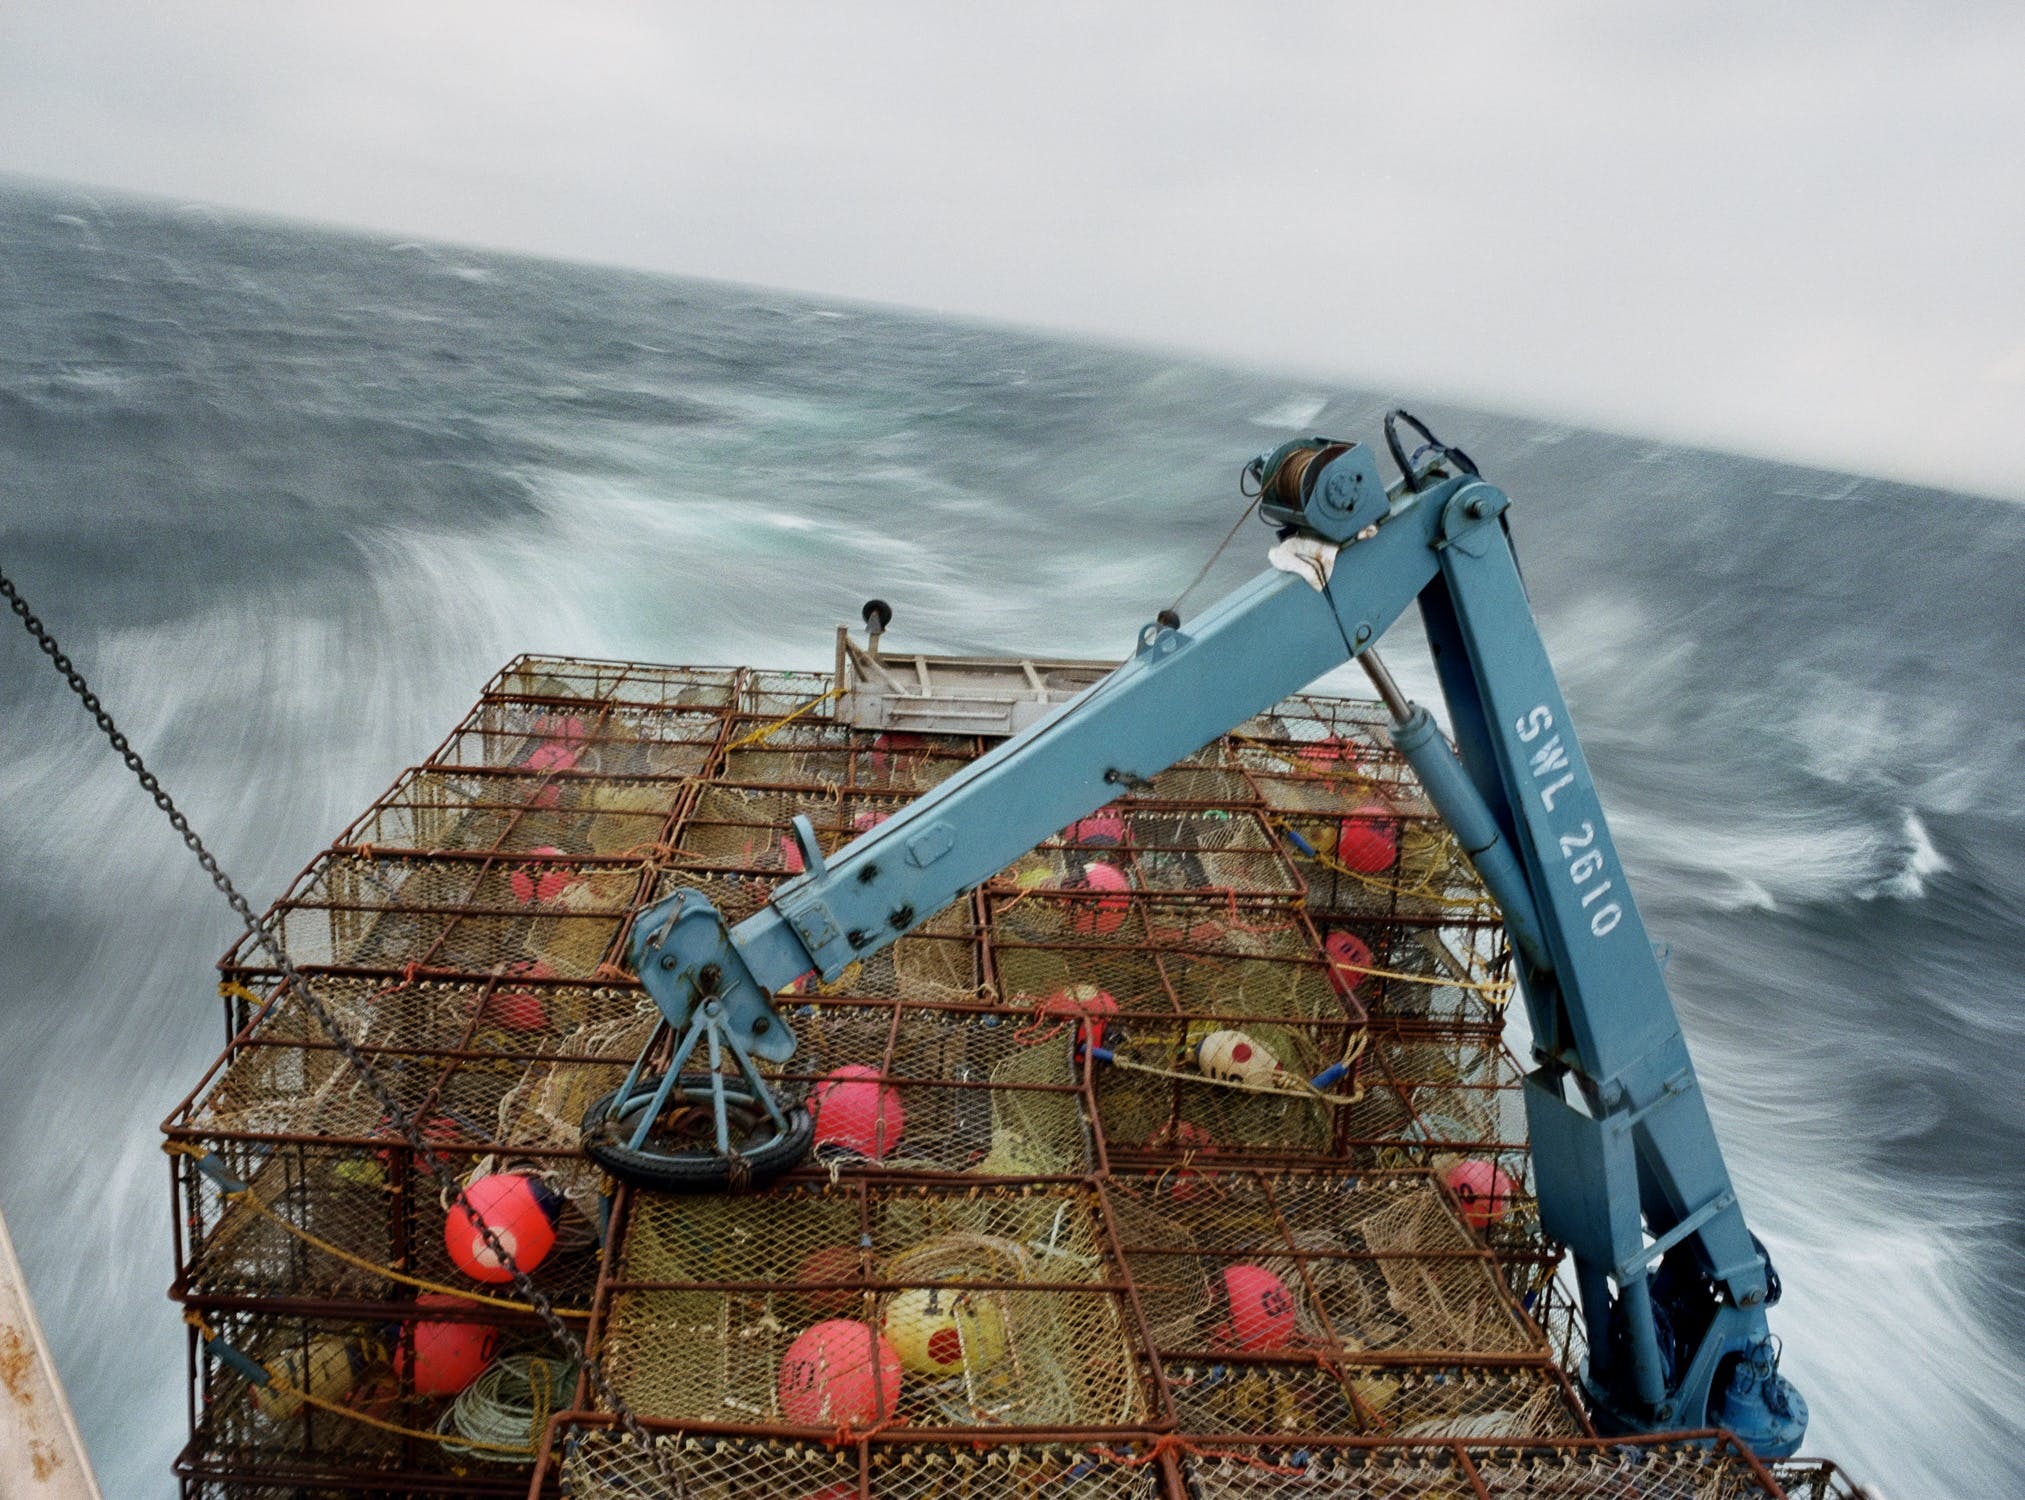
top-left (1863, 810), bottom-right (1950, 901)
top-left (1251, 392), bottom-right (1327, 429)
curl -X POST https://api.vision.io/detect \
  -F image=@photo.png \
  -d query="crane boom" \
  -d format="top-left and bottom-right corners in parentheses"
top-left (599, 420), bottom-right (1808, 1454)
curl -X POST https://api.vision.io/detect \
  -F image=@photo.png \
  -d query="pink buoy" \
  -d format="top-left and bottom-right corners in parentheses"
top-left (445, 1172), bottom-right (562, 1284)
top-left (810, 1064), bottom-right (906, 1158)
top-left (1068, 812), bottom-right (1128, 848)
top-left (485, 958), bottom-right (552, 1031)
top-left (777, 1319), bottom-right (901, 1426)
top-left (1445, 1159), bottom-right (1518, 1229)
top-left (1334, 802), bottom-right (1400, 874)
top-left (1216, 1264), bottom-right (1297, 1351)
top-left (509, 846), bottom-right (577, 905)
top-left (396, 1293), bottom-right (499, 1396)
top-left (1323, 930), bottom-right (1373, 1001)
top-left (524, 714), bottom-right (588, 773)
top-left (1060, 861), bottom-right (1131, 936)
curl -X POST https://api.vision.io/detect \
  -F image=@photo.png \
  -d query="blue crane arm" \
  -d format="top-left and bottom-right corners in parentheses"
top-left (622, 431), bottom-right (1806, 1456)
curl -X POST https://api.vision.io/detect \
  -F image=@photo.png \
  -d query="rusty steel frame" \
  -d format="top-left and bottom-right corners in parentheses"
top-left (164, 652), bottom-right (1705, 1499)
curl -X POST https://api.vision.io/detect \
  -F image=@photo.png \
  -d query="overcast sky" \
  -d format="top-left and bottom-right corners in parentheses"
top-left (4, 1), bottom-right (2021, 499)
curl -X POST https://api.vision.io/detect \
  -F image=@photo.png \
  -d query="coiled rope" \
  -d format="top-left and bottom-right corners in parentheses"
top-left (1, 566), bottom-right (686, 1494)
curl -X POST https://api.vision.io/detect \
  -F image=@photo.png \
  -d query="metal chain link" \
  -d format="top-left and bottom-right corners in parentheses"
top-left (1, 566), bottom-right (683, 1492)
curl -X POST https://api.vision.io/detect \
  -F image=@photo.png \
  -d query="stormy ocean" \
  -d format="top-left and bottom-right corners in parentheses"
top-left (1, 178), bottom-right (2019, 1499)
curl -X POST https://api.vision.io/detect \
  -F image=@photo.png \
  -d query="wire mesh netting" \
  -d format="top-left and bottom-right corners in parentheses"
top-left (594, 1181), bottom-right (1150, 1431)
top-left (554, 1429), bottom-right (1166, 1500)
top-left (1178, 1436), bottom-right (1800, 1497)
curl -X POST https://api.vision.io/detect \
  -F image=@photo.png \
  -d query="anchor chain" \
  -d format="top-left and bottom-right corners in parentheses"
top-left (1, 566), bottom-right (684, 1492)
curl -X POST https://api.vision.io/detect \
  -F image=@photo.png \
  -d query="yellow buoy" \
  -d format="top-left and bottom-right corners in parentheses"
top-left (882, 1285), bottom-right (1008, 1377)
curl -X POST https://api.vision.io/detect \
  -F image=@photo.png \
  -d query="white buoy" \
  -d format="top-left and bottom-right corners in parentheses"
top-left (1196, 1029), bottom-right (1284, 1086)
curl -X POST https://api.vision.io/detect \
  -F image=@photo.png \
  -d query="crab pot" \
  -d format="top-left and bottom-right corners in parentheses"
top-left (589, 1182), bottom-right (1153, 1432)
top-left (1102, 1170), bottom-right (1544, 1366)
top-left (336, 766), bottom-right (689, 860)
top-left (779, 1001), bottom-right (1091, 1176)
top-left (994, 808), bottom-right (1305, 902)
top-left (166, 989), bottom-right (653, 1307)
top-left (1160, 1358), bottom-right (1586, 1442)
top-left (430, 695), bottom-right (729, 779)
top-left (486, 655), bottom-right (741, 710)
top-left (223, 851), bottom-right (652, 982)
top-left (1086, 1018), bottom-right (1348, 1161)
top-left (720, 738), bottom-right (978, 793)
top-left (547, 1425), bottom-right (1167, 1500)
top-left (1175, 1433), bottom-right (1805, 1497)
top-left (180, 1305), bottom-right (564, 1490)
top-left (1304, 915), bottom-right (1510, 1028)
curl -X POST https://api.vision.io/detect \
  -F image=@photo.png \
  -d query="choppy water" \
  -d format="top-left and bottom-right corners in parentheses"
top-left (2, 178), bottom-right (2021, 1498)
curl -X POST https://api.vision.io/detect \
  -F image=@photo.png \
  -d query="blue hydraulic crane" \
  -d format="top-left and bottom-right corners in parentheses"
top-left (583, 413), bottom-right (1809, 1456)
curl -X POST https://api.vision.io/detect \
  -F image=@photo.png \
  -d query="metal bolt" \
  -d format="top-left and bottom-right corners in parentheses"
top-left (847, 929), bottom-right (870, 949)
top-left (751, 1015), bottom-right (771, 1035)
top-left (659, 954), bottom-right (677, 970)
top-left (858, 863), bottom-right (879, 884)
top-left (888, 904), bottom-right (915, 930)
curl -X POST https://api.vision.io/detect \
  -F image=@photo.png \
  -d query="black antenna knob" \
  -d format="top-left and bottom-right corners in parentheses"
top-left (862, 599), bottom-right (893, 632)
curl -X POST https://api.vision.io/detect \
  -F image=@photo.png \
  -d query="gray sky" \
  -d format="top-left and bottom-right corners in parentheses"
top-left (5, 1), bottom-right (2022, 498)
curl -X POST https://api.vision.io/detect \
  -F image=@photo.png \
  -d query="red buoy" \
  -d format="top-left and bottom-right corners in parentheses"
top-left (510, 846), bottom-right (577, 904)
top-left (395, 1293), bottom-right (498, 1396)
top-left (810, 1064), bottom-right (906, 1159)
top-left (525, 714), bottom-right (588, 773)
top-left (1445, 1158), bottom-right (1518, 1229)
top-left (1335, 803), bottom-right (1399, 873)
top-left (1323, 930), bottom-right (1373, 1001)
top-left (445, 1172), bottom-right (562, 1284)
top-left (777, 1319), bottom-right (901, 1426)
top-left (869, 731), bottom-right (929, 776)
top-left (479, 957), bottom-right (552, 1032)
top-left (1042, 984), bottom-right (1118, 1049)
top-left (1216, 1264), bottom-right (1297, 1351)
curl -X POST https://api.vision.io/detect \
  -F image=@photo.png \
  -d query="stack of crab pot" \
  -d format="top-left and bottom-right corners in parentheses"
top-left (160, 653), bottom-right (1856, 1499)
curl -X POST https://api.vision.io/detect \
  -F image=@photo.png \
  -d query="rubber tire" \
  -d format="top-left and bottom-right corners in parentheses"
top-left (581, 1072), bottom-right (813, 1193)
